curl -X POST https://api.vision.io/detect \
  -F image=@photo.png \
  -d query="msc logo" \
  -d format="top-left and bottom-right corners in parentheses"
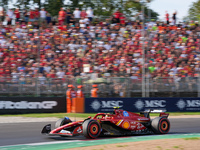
top-left (90, 100), bottom-right (101, 111)
top-left (176, 99), bottom-right (200, 110)
top-left (176, 100), bottom-right (186, 110)
top-left (101, 101), bottom-right (123, 108)
top-left (135, 100), bottom-right (166, 110)
top-left (186, 100), bottom-right (200, 107)
top-left (90, 100), bottom-right (123, 111)
top-left (134, 100), bottom-right (144, 110)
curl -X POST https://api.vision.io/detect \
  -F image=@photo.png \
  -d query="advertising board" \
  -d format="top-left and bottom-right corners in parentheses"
top-left (0, 97), bottom-right (66, 114)
top-left (85, 98), bottom-right (200, 113)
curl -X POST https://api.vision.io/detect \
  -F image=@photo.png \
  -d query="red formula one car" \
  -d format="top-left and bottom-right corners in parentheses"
top-left (41, 108), bottom-right (170, 139)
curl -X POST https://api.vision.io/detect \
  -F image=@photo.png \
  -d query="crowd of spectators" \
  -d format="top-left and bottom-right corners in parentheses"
top-left (0, 7), bottom-right (200, 87)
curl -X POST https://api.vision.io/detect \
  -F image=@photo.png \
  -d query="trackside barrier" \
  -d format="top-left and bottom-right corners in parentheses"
top-left (0, 97), bottom-right (66, 114)
top-left (72, 98), bottom-right (85, 113)
top-left (66, 97), bottom-right (72, 113)
top-left (1, 97), bottom-right (200, 114)
top-left (84, 98), bottom-right (200, 113)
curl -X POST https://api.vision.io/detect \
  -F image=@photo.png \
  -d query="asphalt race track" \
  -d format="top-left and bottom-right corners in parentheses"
top-left (0, 118), bottom-right (200, 147)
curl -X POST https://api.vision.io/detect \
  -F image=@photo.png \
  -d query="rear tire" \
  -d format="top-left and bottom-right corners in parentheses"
top-left (151, 117), bottom-right (170, 134)
top-left (55, 117), bottom-right (72, 128)
top-left (82, 119), bottom-right (101, 139)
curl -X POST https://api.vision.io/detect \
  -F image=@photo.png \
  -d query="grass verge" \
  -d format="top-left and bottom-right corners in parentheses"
top-left (183, 137), bottom-right (200, 140)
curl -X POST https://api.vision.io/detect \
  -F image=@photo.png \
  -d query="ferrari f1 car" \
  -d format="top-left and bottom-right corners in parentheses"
top-left (41, 108), bottom-right (170, 139)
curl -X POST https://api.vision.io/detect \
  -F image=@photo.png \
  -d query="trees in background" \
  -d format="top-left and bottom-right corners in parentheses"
top-left (0, 0), bottom-right (9, 8)
top-left (188, 0), bottom-right (200, 22)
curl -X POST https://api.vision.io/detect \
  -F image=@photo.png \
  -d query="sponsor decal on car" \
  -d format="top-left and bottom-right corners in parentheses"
top-left (138, 118), bottom-right (149, 121)
top-left (116, 120), bottom-right (123, 126)
top-left (136, 123), bottom-right (144, 129)
top-left (130, 125), bottom-right (136, 129)
top-left (60, 130), bottom-right (71, 134)
top-left (123, 111), bottom-right (129, 117)
top-left (122, 121), bottom-right (130, 129)
top-left (77, 127), bottom-right (82, 133)
top-left (130, 121), bottom-right (137, 124)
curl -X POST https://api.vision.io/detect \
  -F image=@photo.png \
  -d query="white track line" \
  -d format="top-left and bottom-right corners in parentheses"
top-left (0, 140), bottom-right (80, 148)
top-left (1, 133), bottom-right (200, 148)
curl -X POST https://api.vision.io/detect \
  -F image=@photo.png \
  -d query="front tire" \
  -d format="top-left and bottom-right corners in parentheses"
top-left (82, 119), bottom-right (101, 139)
top-left (151, 117), bottom-right (170, 134)
top-left (55, 117), bottom-right (72, 128)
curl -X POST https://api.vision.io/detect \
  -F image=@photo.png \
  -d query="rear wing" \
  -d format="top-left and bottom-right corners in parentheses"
top-left (140, 109), bottom-right (169, 118)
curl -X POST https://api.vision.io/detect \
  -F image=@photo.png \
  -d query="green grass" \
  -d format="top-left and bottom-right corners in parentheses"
top-left (156, 146), bottom-right (162, 150)
top-left (0, 112), bottom-right (200, 118)
top-left (116, 145), bottom-right (128, 147)
top-left (183, 137), bottom-right (200, 140)
top-left (162, 112), bottom-right (200, 116)
top-left (0, 113), bottom-right (96, 118)
top-left (173, 145), bottom-right (184, 150)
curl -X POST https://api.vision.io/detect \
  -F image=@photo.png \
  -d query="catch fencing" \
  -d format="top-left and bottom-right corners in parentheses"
top-left (0, 76), bottom-right (199, 97)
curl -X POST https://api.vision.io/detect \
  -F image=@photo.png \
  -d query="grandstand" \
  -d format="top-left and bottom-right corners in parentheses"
top-left (0, 7), bottom-right (200, 97)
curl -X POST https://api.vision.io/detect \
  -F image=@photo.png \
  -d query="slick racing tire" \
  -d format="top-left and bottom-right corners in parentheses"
top-left (82, 119), bottom-right (101, 139)
top-left (55, 117), bottom-right (72, 128)
top-left (151, 117), bottom-right (170, 134)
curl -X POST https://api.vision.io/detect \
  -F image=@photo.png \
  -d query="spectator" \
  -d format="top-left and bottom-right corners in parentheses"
top-left (29, 9), bottom-right (35, 22)
top-left (14, 8), bottom-right (20, 23)
top-left (58, 7), bottom-right (66, 25)
top-left (120, 15), bottom-right (126, 25)
top-left (113, 10), bottom-right (121, 23)
top-left (40, 8), bottom-right (47, 23)
top-left (80, 9), bottom-right (87, 19)
top-left (165, 11), bottom-right (169, 24)
top-left (56, 69), bottom-right (65, 78)
top-left (34, 8), bottom-right (40, 21)
top-left (172, 11), bottom-right (177, 25)
top-left (0, 7), bottom-right (199, 91)
top-left (38, 73), bottom-right (46, 85)
top-left (73, 8), bottom-right (81, 24)
top-left (6, 8), bottom-right (14, 25)
top-left (0, 8), bottom-right (5, 22)
top-left (23, 10), bottom-right (29, 23)
top-left (135, 11), bottom-right (144, 22)
top-left (86, 7), bottom-right (93, 21)
top-left (46, 13), bottom-right (51, 24)
top-left (66, 9), bottom-right (72, 24)
top-left (79, 17), bottom-right (86, 28)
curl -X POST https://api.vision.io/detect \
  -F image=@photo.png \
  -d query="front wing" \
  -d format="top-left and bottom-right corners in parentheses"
top-left (41, 124), bottom-right (83, 137)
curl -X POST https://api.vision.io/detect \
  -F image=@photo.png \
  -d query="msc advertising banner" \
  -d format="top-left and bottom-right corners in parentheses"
top-left (85, 98), bottom-right (200, 113)
top-left (0, 97), bottom-right (66, 114)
